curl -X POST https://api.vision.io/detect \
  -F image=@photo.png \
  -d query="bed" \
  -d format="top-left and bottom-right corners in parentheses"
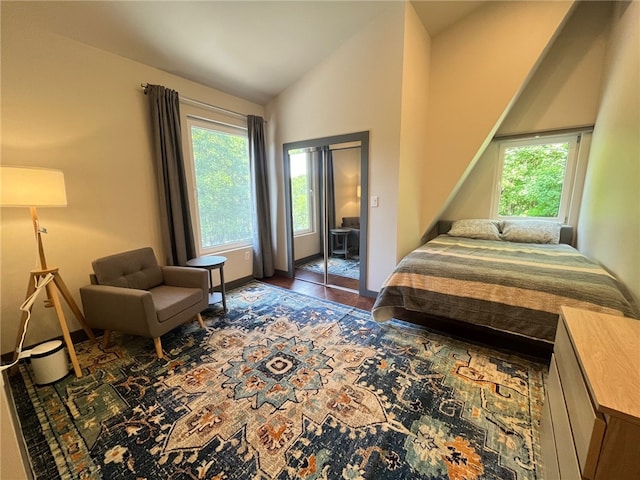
top-left (372, 219), bottom-right (640, 358)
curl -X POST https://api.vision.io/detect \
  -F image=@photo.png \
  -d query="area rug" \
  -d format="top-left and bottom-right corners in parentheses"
top-left (9, 281), bottom-right (547, 479)
top-left (297, 257), bottom-right (360, 280)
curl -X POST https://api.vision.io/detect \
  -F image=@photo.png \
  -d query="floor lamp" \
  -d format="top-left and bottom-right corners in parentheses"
top-left (1, 166), bottom-right (96, 378)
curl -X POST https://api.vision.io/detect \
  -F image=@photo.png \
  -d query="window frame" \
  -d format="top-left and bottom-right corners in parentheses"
top-left (491, 133), bottom-right (581, 223)
top-left (288, 150), bottom-right (317, 237)
top-left (183, 114), bottom-right (253, 256)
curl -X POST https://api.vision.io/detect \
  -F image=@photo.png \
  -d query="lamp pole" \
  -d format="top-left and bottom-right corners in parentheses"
top-left (30, 207), bottom-right (48, 270)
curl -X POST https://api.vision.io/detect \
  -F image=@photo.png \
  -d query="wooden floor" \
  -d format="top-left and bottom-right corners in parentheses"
top-left (261, 274), bottom-right (376, 311)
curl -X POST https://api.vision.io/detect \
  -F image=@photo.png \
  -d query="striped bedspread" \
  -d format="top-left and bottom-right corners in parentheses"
top-left (372, 235), bottom-right (639, 343)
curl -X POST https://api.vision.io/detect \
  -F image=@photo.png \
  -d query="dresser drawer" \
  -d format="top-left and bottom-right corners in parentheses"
top-left (545, 355), bottom-right (581, 480)
top-left (540, 391), bottom-right (560, 480)
top-left (554, 319), bottom-right (606, 479)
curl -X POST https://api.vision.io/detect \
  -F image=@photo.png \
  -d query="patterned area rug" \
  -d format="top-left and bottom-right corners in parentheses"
top-left (297, 257), bottom-right (360, 280)
top-left (9, 281), bottom-right (546, 479)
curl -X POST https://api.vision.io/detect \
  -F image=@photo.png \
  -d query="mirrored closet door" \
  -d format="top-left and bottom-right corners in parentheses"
top-left (284, 132), bottom-right (368, 294)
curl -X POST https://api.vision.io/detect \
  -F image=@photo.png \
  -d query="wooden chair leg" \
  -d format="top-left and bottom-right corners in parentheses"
top-left (102, 330), bottom-right (111, 349)
top-left (153, 337), bottom-right (163, 359)
top-left (196, 313), bottom-right (205, 329)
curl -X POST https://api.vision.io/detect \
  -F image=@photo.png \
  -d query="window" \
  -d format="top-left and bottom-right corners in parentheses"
top-left (289, 150), bottom-right (315, 235)
top-left (493, 134), bottom-right (580, 222)
top-left (185, 116), bottom-right (253, 254)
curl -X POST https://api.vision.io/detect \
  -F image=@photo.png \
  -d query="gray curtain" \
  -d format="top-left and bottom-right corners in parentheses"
top-left (315, 149), bottom-right (325, 252)
top-left (247, 115), bottom-right (274, 278)
top-left (325, 149), bottom-right (336, 231)
top-left (145, 84), bottom-right (196, 266)
top-left (316, 148), bottom-right (336, 253)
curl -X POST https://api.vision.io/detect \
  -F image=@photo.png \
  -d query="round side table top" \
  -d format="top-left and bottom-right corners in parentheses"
top-left (330, 228), bottom-right (351, 234)
top-left (186, 255), bottom-right (227, 269)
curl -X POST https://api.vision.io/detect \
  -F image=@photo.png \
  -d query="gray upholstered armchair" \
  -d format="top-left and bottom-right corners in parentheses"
top-left (79, 247), bottom-right (209, 359)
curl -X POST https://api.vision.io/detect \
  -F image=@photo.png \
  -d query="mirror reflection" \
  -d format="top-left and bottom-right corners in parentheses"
top-left (288, 142), bottom-right (362, 292)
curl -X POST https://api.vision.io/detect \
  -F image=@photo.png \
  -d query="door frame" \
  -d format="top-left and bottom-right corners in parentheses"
top-left (283, 131), bottom-right (369, 296)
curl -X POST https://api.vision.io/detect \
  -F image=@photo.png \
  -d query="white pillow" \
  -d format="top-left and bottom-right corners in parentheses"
top-left (448, 219), bottom-right (502, 241)
top-left (501, 220), bottom-right (562, 244)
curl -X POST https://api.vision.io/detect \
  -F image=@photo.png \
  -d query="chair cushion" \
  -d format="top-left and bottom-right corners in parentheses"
top-left (150, 285), bottom-right (205, 323)
top-left (92, 247), bottom-right (164, 290)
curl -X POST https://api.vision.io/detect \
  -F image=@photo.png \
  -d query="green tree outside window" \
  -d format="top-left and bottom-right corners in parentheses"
top-left (498, 142), bottom-right (569, 217)
top-left (289, 151), bottom-right (312, 233)
top-left (191, 126), bottom-right (253, 248)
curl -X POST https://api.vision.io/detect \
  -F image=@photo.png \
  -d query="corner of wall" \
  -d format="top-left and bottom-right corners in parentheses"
top-left (396, 1), bottom-right (431, 259)
top-left (577, 1), bottom-right (640, 305)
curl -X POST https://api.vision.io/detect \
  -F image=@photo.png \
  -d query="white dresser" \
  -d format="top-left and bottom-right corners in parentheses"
top-left (541, 306), bottom-right (640, 479)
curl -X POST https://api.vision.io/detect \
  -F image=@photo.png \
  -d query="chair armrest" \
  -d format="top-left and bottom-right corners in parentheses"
top-left (162, 266), bottom-right (208, 290)
top-left (79, 285), bottom-right (156, 335)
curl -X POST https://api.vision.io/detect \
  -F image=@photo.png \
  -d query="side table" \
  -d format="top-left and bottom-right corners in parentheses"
top-left (330, 228), bottom-right (350, 259)
top-left (186, 255), bottom-right (227, 312)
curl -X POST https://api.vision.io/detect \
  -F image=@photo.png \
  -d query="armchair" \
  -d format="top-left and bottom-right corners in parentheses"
top-left (79, 247), bottom-right (209, 359)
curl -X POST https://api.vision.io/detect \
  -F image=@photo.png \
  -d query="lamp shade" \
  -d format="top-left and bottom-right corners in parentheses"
top-left (1, 166), bottom-right (67, 207)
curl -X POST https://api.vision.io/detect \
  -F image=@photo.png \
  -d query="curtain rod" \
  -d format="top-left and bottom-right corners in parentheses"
top-left (141, 83), bottom-right (253, 121)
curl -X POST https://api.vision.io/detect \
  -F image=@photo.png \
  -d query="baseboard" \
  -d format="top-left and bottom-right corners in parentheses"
top-left (362, 288), bottom-right (378, 299)
top-left (224, 275), bottom-right (255, 290)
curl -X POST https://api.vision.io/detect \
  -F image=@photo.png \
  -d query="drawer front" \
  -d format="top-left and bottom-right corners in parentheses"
top-left (541, 377), bottom-right (560, 479)
top-left (555, 318), bottom-right (606, 479)
top-left (546, 355), bottom-right (581, 480)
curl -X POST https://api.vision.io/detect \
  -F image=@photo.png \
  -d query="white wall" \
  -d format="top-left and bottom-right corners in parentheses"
top-left (266, 2), bottom-right (405, 291)
top-left (333, 149), bottom-right (361, 223)
top-left (497, 1), bottom-right (610, 136)
top-left (443, 1), bottom-right (610, 222)
top-left (1, 10), bottom-right (264, 355)
top-left (424, 1), bottom-right (575, 236)
top-left (396, 2), bottom-right (431, 259)
top-left (578, 1), bottom-right (640, 305)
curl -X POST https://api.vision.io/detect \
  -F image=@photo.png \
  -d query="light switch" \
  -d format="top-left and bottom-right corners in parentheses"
top-left (371, 196), bottom-right (379, 208)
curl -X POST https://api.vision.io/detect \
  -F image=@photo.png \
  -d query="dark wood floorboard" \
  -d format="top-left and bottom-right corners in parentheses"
top-left (294, 268), bottom-right (360, 291)
top-left (261, 274), bottom-right (375, 311)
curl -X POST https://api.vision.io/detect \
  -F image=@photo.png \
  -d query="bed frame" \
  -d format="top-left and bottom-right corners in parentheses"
top-left (392, 308), bottom-right (554, 361)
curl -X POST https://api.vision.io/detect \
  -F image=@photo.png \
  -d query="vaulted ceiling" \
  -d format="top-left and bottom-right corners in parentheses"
top-left (3, 1), bottom-right (484, 104)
